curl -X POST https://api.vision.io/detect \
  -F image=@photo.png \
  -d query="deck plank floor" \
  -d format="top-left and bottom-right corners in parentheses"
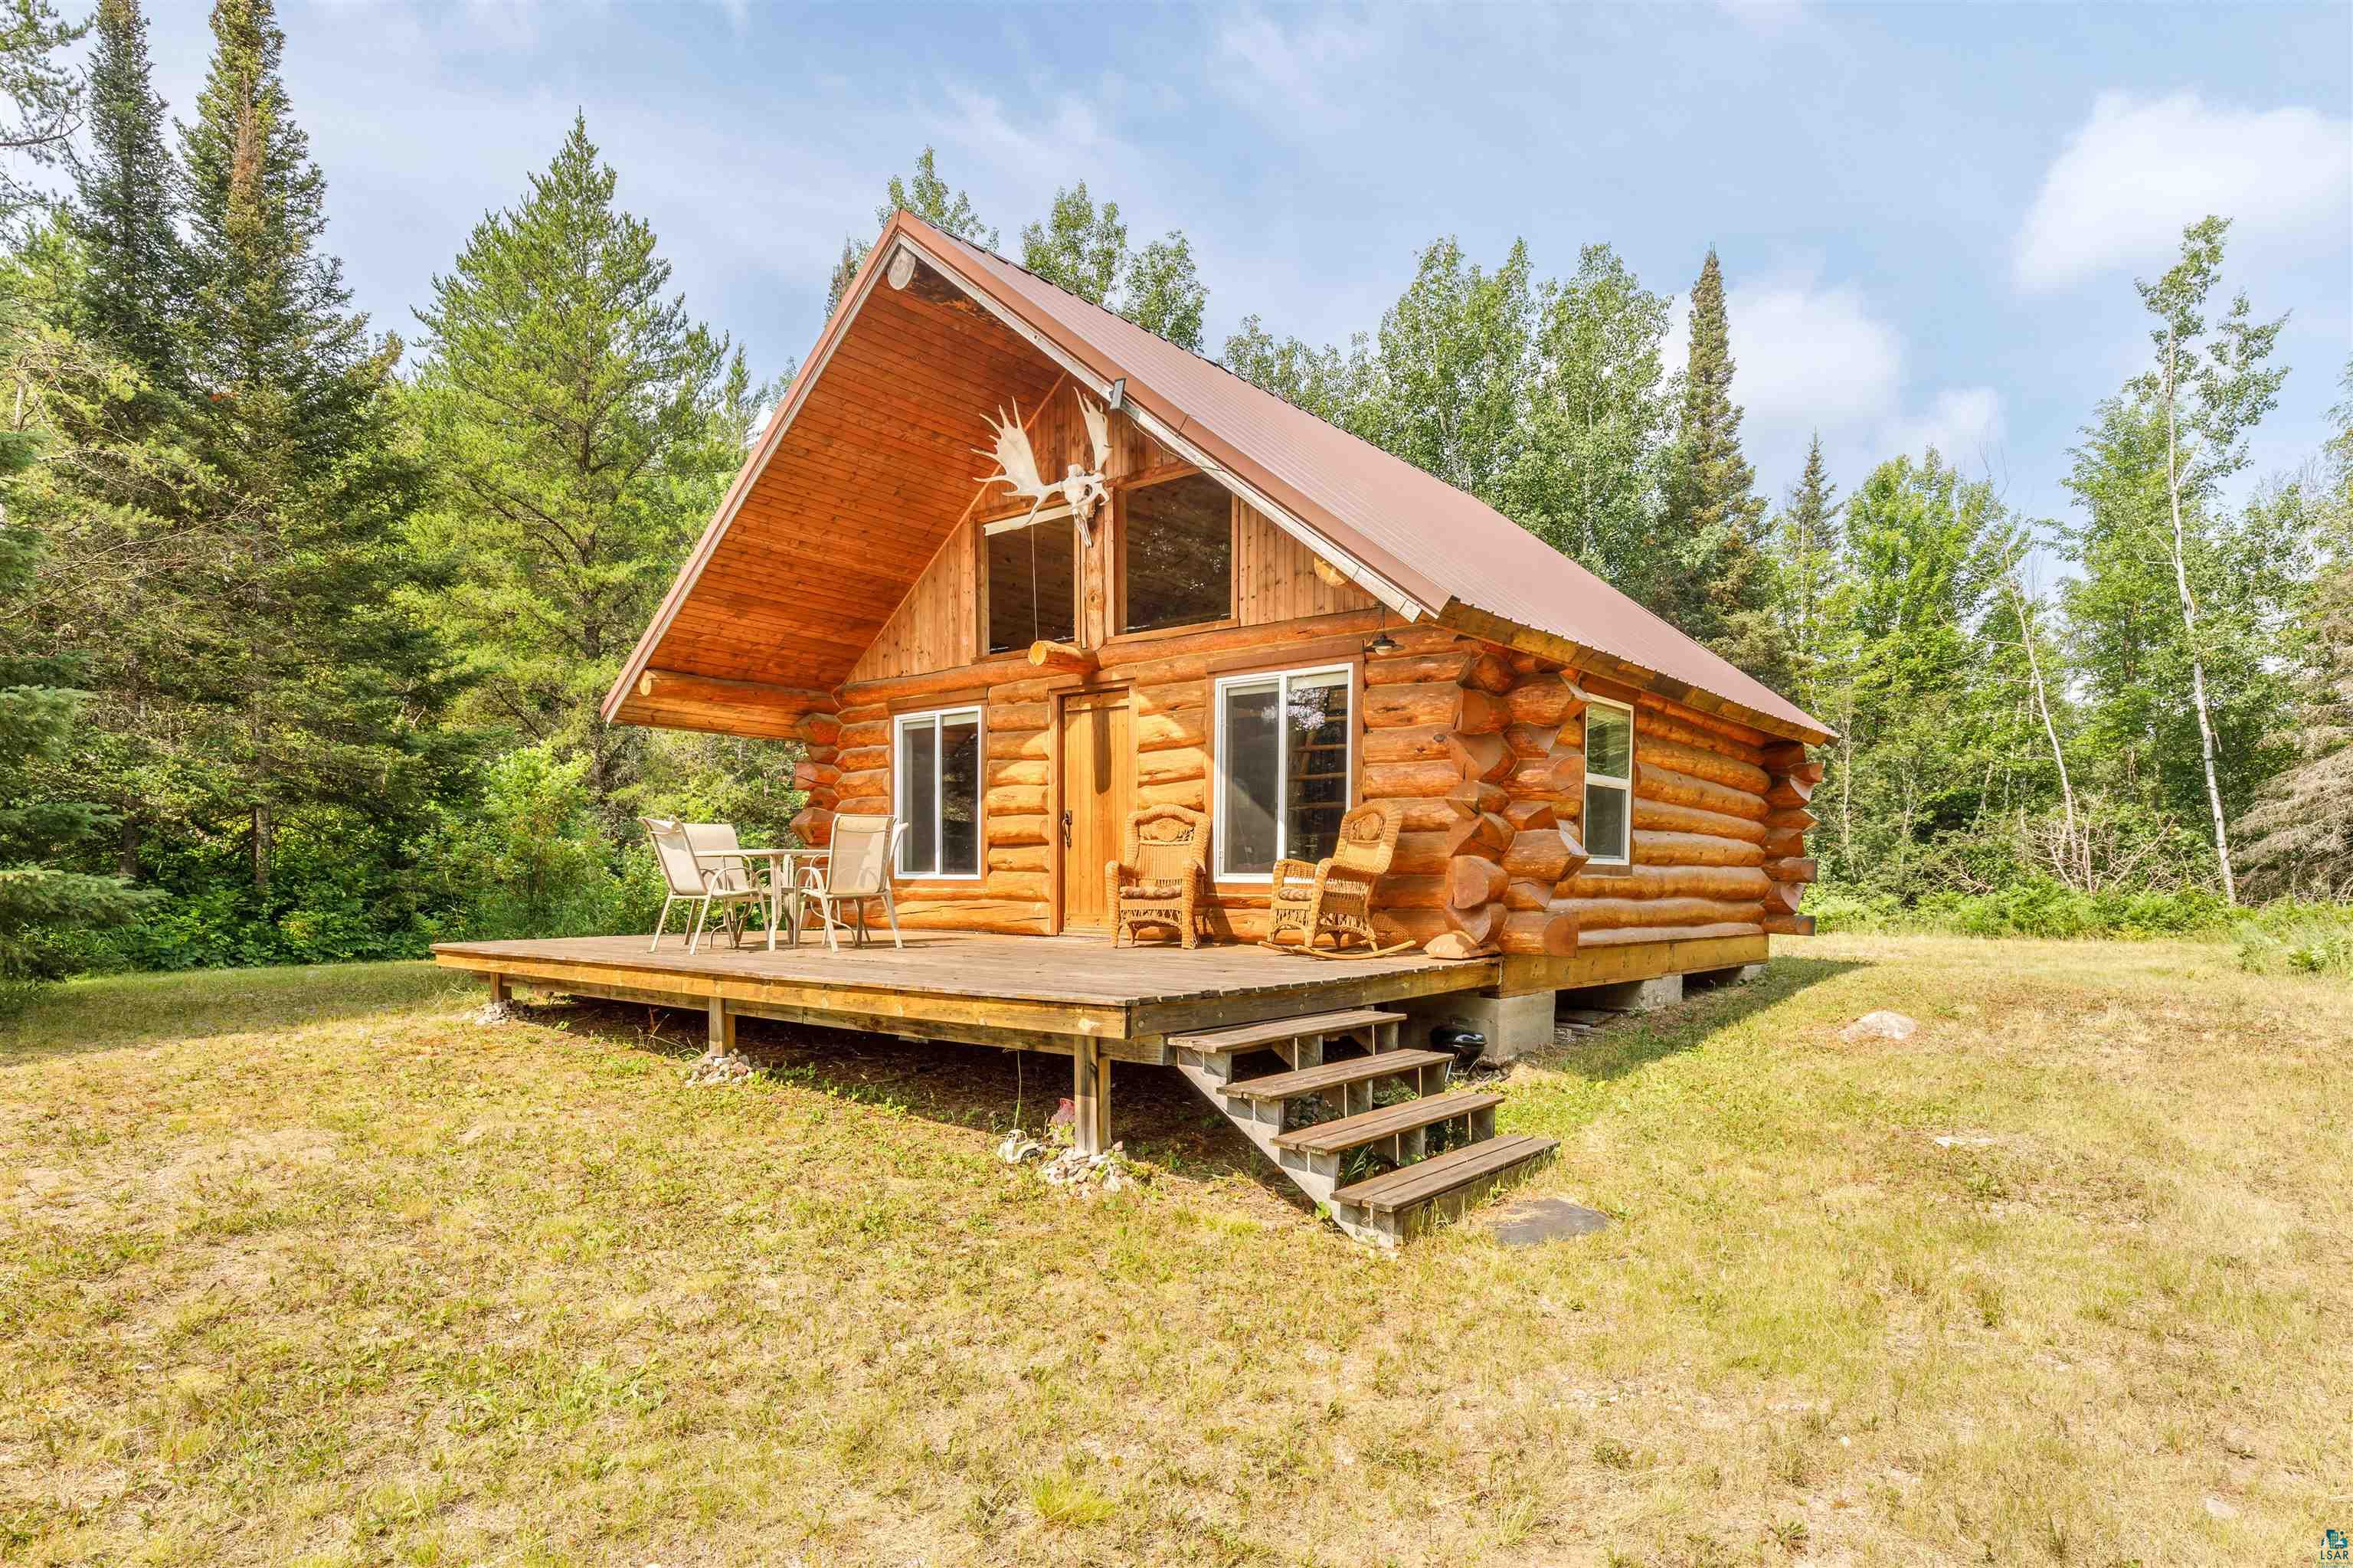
top-left (432, 931), bottom-right (1498, 1059)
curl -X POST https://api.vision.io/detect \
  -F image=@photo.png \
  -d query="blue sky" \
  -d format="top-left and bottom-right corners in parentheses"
top-left (142, 2), bottom-right (2351, 564)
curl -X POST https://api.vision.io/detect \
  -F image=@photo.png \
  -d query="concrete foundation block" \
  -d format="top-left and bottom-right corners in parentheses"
top-left (1687, 963), bottom-right (1766, 990)
top-left (1563, 973), bottom-right (1684, 1014)
top-left (1399, 989), bottom-right (1558, 1066)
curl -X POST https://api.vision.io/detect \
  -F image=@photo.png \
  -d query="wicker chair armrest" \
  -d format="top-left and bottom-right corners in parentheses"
top-left (1269, 858), bottom-right (1318, 892)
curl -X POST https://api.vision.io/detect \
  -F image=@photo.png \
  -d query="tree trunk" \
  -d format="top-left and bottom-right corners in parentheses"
top-left (252, 801), bottom-right (273, 904)
top-left (2162, 328), bottom-right (2237, 903)
top-left (2009, 571), bottom-right (2082, 889)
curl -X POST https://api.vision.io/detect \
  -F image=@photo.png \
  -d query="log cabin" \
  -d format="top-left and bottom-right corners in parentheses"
top-left (434, 211), bottom-right (1831, 1242)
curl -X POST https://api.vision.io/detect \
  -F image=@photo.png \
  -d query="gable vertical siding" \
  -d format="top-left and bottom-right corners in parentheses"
top-left (849, 517), bottom-right (979, 684)
top-left (1233, 502), bottom-right (1376, 625)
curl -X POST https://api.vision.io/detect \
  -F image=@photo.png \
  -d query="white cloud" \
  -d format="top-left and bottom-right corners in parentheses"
top-left (1210, 8), bottom-right (1389, 129)
top-left (2014, 91), bottom-right (2352, 290)
top-left (1707, 277), bottom-right (1904, 437)
top-left (1660, 270), bottom-right (2005, 496)
top-left (1883, 386), bottom-right (2004, 469)
top-left (1714, 0), bottom-right (1808, 34)
top-left (929, 88), bottom-right (1124, 193)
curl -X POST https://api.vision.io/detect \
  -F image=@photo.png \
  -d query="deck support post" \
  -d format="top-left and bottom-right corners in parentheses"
top-left (489, 974), bottom-right (509, 1006)
top-left (1072, 1039), bottom-right (1111, 1157)
top-left (707, 996), bottom-right (735, 1057)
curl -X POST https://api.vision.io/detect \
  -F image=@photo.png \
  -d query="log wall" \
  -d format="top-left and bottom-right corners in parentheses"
top-left (787, 486), bottom-right (1816, 957)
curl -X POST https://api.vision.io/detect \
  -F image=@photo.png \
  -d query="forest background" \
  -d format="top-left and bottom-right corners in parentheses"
top-left (3, 0), bottom-right (2348, 1003)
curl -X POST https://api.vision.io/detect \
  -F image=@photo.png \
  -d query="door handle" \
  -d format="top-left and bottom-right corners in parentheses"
top-left (1061, 809), bottom-right (1073, 847)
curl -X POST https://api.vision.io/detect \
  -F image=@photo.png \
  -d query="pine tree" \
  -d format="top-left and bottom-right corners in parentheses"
top-left (177, 0), bottom-right (458, 902)
top-left (0, 402), bottom-right (145, 987)
top-left (410, 115), bottom-right (757, 821)
top-left (0, 0), bottom-right (83, 226)
top-left (68, 0), bottom-right (185, 393)
top-left (1661, 247), bottom-right (1782, 677)
top-left (2240, 358), bottom-right (2353, 897)
top-left (1775, 434), bottom-right (1841, 679)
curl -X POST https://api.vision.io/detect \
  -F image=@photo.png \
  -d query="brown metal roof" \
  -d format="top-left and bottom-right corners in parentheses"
top-left (607, 211), bottom-right (1830, 743)
top-left (914, 220), bottom-right (1828, 740)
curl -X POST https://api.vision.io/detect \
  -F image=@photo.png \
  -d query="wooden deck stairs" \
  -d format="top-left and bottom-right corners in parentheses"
top-left (1167, 1007), bottom-right (1556, 1245)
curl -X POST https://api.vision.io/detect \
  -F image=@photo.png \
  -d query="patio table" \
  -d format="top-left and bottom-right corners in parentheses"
top-left (692, 846), bottom-right (830, 951)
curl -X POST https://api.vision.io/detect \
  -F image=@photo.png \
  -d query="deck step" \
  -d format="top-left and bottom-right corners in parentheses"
top-left (1220, 1048), bottom-right (1451, 1104)
top-left (1168, 1007), bottom-right (1406, 1056)
top-left (1331, 1133), bottom-right (1558, 1215)
top-left (1271, 1092), bottom-right (1505, 1154)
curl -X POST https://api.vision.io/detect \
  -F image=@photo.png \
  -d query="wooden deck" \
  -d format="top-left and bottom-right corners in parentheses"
top-left (430, 931), bottom-right (1499, 1065)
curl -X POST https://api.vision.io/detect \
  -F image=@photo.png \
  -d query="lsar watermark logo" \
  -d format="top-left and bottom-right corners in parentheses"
top-left (2322, 1527), bottom-right (2349, 1562)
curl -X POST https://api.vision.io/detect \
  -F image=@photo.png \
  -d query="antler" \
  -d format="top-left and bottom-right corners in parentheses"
top-left (1078, 394), bottom-right (1111, 476)
top-left (974, 402), bottom-right (1049, 502)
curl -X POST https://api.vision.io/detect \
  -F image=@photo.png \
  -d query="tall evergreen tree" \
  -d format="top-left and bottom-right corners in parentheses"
top-left (176, 0), bottom-right (457, 899)
top-left (1775, 434), bottom-right (1841, 680)
top-left (68, 0), bottom-right (185, 393)
top-left (0, 424), bottom-right (145, 987)
top-left (410, 115), bottom-right (758, 820)
top-left (0, 4), bottom-right (144, 985)
top-left (0, 0), bottom-right (83, 226)
top-left (2241, 358), bottom-right (2353, 897)
top-left (1660, 248), bottom-right (1782, 677)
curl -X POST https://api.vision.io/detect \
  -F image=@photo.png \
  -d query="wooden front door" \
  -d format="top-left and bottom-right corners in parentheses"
top-left (1057, 690), bottom-right (1133, 932)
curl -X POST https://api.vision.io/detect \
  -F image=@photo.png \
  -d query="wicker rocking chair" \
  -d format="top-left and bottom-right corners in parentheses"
top-left (1262, 802), bottom-right (1402, 956)
top-left (1105, 804), bottom-right (1210, 948)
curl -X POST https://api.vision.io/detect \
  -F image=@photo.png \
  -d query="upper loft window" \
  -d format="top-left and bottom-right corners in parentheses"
top-left (1121, 473), bottom-right (1232, 633)
top-left (1583, 699), bottom-right (1633, 866)
top-left (986, 513), bottom-right (1077, 654)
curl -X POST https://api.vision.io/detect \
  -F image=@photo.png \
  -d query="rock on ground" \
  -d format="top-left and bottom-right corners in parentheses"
top-left (1841, 1010), bottom-right (1919, 1043)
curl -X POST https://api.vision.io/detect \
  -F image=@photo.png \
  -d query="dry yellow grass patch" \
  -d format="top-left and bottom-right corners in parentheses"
top-left (1, 937), bottom-right (2346, 1566)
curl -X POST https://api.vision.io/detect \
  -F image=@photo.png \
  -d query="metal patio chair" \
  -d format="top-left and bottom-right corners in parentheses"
top-left (641, 817), bottom-right (771, 954)
top-left (797, 813), bottom-right (908, 953)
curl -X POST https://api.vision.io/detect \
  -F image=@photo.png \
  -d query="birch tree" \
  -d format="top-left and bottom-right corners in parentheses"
top-left (2130, 217), bottom-right (2288, 902)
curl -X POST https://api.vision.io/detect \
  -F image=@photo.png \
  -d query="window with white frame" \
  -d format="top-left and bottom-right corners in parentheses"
top-left (1214, 666), bottom-right (1351, 879)
top-left (1582, 699), bottom-right (1633, 866)
top-left (894, 707), bottom-right (982, 877)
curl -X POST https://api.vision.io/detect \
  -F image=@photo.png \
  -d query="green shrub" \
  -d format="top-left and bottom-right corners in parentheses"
top-left (1806, 880), bottom-right (2328, 944)
top-left (410, 745), bottom-right (624, 942)
top-left (2233, 904), bottom-right (2353, 977)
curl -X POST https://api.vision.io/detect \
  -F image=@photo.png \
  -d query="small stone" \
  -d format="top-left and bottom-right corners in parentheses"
top-left (1841, 1010), bottom-right (1919, 1043)
top-left (1487, 1197), bottom-right (1608, 1246)
top-left (2203, 1495), bottom-right (2238, 1521)
top-left (473, 1002), bottom-right (512, 1027)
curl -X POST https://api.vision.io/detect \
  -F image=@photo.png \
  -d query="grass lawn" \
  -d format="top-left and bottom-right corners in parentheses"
top-left (2, 935), bottom-right (2345, 1566)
